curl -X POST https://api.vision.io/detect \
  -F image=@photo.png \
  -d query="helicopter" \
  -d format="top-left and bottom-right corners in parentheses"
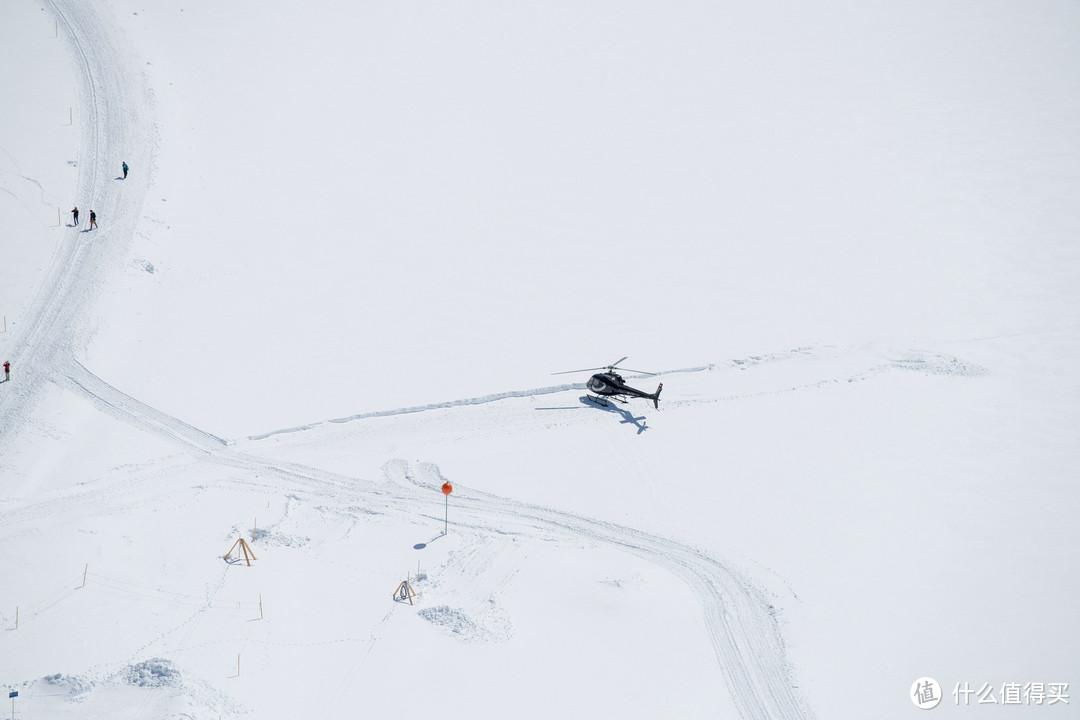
top-left (553, 357), bottom-right (663, 408)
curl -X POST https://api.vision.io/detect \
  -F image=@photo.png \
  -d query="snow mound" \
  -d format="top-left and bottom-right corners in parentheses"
top-left (125, 658), bottom-right (181, 688)
top-left (42, 672), bottom-right (95, 698)
top-left (418, 605), bottom-right (508, 644)
top-left (892, 352), bottom-right (987, 377)
top-left (248, 527), bottom-right (312, 548)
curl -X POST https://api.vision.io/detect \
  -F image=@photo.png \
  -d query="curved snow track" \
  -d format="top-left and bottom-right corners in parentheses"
top-left (0, 3), bottom-right (814, 719)
top-left (0, 0), bottom-right (153, 442)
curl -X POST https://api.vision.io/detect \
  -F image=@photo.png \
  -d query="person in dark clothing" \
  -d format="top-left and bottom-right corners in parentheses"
top-left (72, 206), bottom-right (79, 225)
top-left (89, 210), bottom-right (97, 230)
top-left (122, 161), bottom-right (128, 179)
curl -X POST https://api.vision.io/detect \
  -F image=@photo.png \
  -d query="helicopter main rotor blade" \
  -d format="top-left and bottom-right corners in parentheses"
top-left (618, 368), bottom-right (657, 376)
top-left (551, 366), bottom-right (605, 376)
top-left (552, 357), bottom-right (656, 376)
top-left (607, 357), bottom-right (656, 375)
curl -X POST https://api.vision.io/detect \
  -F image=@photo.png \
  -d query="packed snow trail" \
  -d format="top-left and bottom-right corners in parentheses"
top-left (0, 0), bottom-right (154, 445)
top-left (0, 2), bottom-right (814, 718)
top-left (389, 461), bottom-right (813, 720)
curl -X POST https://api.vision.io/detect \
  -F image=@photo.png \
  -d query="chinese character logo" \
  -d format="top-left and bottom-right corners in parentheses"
top-left (952, 680), bottom-right (1070, 706)
top-left (912, 677), bottom-right (943, 709)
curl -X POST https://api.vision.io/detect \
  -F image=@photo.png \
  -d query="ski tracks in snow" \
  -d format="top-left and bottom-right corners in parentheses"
top-left (390, 462), bottom-right (811, 720)
top-left (0, 0), bottom-right (154, 445)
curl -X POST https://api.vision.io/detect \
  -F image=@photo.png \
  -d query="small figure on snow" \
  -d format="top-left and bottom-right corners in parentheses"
top-left (3, 361), bottom-right (9, 382)
top-left (72, 206), bottom-right (79, 225)
top-left (89, 210), bottom-right (97, 230)
top-left (122, 161), bottom-right (128, 179)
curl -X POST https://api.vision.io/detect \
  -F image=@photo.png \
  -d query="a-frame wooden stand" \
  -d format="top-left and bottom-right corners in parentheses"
top-left (392, 579), bottom-right (418, 605)
top-left (225, 537), bottom-right (257, 566)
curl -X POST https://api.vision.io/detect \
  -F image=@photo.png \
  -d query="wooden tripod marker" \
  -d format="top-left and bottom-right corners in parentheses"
top-left (224, 537), bottom-right (257, 566)
top-left (392, 579), bottom-right (418, 606)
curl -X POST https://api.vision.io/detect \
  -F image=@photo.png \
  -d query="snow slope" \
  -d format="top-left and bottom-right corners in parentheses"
top-left (1, 0), bottom-right (1079, 718)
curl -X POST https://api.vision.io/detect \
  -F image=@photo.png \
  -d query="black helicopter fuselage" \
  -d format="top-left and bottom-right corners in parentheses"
top-left (586, 372), bottom-right (663, 408)
top-left (553, 357), bottom-right (663, 409)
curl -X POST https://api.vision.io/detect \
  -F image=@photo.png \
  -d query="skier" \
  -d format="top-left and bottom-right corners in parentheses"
top-left (89, 210), bottom-right (97, 230)
top-left (3, 361), bottom-right (9, 382)
top-left (72, 206), bottom-right (79, 225)
top-left (122, 161), bottom-right (128, 179)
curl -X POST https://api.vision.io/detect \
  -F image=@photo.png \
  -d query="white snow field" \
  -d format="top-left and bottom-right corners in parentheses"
top-left (2, 0), bottom-right (1079, 718)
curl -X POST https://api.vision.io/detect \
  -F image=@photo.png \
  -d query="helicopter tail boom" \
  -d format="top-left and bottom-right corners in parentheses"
top-left (651, 383), bottom-right (663, 409)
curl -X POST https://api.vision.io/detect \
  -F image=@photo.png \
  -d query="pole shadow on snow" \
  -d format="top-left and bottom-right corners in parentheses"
top-left (413, 532), bottom-right (446, 550)
top-left (576, 396), bottom-right (649, 434)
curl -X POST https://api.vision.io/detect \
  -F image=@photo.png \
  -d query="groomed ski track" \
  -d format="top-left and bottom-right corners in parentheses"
top-left (0, 2), bottom-right (815, 718)
top-left (0, 0), bottom-right (154, 443)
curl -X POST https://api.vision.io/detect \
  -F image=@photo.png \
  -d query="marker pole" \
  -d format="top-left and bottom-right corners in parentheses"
top-left (440, 482), bottom-right (453, 535)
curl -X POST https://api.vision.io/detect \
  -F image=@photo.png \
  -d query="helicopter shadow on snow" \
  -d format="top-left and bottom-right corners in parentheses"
top-left (578, 396), bottom-right (650, 434)
top-left (533, 397), bottom-right (649, 434)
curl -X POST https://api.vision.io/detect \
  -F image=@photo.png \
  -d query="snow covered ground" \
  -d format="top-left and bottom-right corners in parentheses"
top-left (1, 0), bottom-right (1079, 718)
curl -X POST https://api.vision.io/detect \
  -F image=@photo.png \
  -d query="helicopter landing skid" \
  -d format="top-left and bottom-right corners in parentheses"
top-left (586, 395), bottom-right (627, 407)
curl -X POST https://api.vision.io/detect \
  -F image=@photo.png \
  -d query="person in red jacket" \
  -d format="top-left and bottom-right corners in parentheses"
top-left (3, 361), bottom-right (9, 382)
